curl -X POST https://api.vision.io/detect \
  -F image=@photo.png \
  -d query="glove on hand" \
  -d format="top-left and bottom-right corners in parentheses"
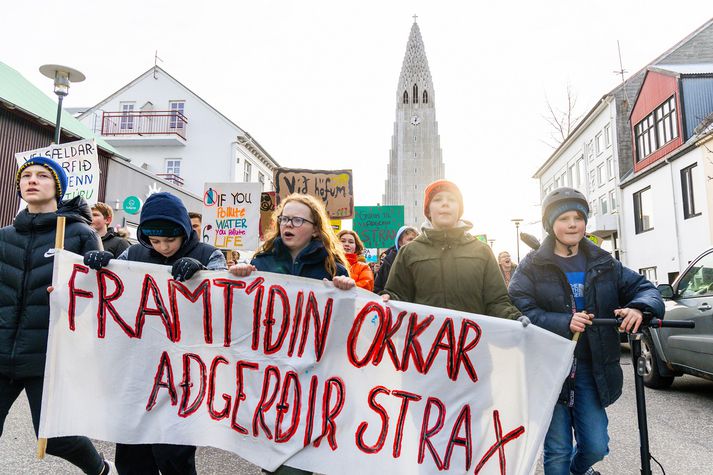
top-left (83, 250), bottom-right (114, 270)
top-left (517, 315), bottom-right (531, 327)
top-left (172, 257), bottom-right (204, 282)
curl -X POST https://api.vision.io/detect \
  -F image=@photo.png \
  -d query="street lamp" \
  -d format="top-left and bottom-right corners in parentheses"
top-left (511, 218), bottom-right (523, 262)
top-left (487, 239), bottom-right (495, 248)
top-left (39, 64), bottom-right (85, 144)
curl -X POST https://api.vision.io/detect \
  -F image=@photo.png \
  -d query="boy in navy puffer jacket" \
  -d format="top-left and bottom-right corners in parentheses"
top-left (0, 157), bottom-right (112, 474)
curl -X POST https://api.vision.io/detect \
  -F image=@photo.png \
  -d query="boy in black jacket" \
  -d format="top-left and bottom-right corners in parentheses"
top-left (0, 157), bottom-right (113, 474)
top-left (84, 191), bottom-right (226, 474)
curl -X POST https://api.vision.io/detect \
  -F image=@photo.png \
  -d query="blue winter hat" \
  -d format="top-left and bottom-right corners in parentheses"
top-left (546, 202), bottom-right (589, 232)
top-left (137, 192), bottom-right (192, 249)
top-left (16, 156), bottom-right (68, 202)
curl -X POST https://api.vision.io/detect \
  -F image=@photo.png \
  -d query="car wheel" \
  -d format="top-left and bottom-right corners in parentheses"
top-left (641, 332), bottom-right (675, 389)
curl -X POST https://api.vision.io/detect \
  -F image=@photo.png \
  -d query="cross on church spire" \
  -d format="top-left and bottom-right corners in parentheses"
top-left (413, 14), bottom-right (418, 23)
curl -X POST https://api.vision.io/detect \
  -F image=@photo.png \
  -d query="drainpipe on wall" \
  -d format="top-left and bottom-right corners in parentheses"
top-left (666, 156), bottom-right (683, 275)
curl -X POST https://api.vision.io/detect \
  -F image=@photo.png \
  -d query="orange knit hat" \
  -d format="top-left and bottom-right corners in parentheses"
top-left (423, 180), bottom-right (463, 220)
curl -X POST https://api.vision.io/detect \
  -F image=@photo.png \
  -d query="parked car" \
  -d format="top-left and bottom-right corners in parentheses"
top-left (644, 248), bottom-right (713, 388)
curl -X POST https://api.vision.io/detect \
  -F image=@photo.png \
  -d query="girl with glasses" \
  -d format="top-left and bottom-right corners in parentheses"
top-left (230, 193), bottom-right (354, 288)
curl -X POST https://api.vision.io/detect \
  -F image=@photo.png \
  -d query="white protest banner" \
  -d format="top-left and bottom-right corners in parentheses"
top-left (202, 182), bottom-right (261, 250)
top-left (15, 139), bottom-right (100, 205)
top-left (42, 250), bottom-right (575, 474)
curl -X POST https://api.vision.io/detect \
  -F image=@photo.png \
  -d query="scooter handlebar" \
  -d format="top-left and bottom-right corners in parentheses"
top-left (590, 317), bottom-right (695, 329)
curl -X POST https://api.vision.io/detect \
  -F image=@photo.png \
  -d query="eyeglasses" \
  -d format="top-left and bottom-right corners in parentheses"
top-left (277, 215), bottom-right (314, 228)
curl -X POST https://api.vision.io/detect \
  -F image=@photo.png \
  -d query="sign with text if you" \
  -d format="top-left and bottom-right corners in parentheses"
top-left (41, 250), bottom-right (575, 474)
top-left (353, 205), bottom-right (405, 249)
top-left (202, 182), bottom-right (261, 250)
top-left (15, 139), bottom-right (100, 205)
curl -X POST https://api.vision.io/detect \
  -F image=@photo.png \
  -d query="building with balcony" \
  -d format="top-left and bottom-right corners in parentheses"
top-left (0, 61), bottom-right (202, 232)
top-left (620, 64), bottom-right (713, 284)
top-left (78, 66), bottom-right (279, 197)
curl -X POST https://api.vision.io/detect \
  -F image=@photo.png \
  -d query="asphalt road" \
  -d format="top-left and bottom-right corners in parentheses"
top-left (1, 346), bottom-right (711, 474)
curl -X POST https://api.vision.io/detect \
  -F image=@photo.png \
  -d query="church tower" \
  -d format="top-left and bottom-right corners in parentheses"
top-left (383, 19), bottom-right (445, 227)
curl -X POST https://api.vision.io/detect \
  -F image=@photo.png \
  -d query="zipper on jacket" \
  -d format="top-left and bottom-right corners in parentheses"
top-left (10, 217), bottom-right (37, 379)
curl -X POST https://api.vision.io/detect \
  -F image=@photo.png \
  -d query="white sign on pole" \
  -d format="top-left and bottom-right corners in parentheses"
top-left (202, 182), bottom-right (261, 250)
top-left (41, 250), bottom-right (575, 474)
top-left (15, 139), bottom-right (100, 205)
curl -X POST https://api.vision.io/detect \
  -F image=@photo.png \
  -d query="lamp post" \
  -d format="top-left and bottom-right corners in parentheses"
top-left (511, 218), bottom-right (523, 262)
top-left (39, 64), bottom-right (85, 144)
top-left (487, 239), bottom-right (495, 248)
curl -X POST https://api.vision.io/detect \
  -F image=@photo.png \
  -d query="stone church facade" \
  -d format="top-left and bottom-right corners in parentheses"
top-left (383, 20), bottom-right (445, 227)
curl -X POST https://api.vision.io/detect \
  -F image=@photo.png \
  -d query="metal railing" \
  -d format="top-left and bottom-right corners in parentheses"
top-left (101, 110), bottom-right (188, 139)
top-left (156, 173), bottom-right (185, 186)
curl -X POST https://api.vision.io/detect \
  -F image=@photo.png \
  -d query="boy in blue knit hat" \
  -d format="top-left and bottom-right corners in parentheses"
top-left (509, 187), bottom-right (664, 475)
top-left (0, 158), bottom-right (115, 474)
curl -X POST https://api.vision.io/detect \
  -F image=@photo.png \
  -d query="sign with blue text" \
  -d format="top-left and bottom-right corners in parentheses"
top-left (202, 182), bottom-right (261, 250)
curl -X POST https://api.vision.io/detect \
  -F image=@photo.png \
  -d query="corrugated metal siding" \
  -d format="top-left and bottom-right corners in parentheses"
top-left (0, 105), bottom-right (109, 227)
top-left (681, 77), bottom-right (713, 138)
top-left (0, 106), bottom-right (53, 226)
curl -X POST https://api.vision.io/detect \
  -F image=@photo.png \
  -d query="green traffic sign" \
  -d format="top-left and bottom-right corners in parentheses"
top-left (123, 195), bottom-right (142, 215)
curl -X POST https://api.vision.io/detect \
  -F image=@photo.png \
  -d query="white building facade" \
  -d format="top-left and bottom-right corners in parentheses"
top-left (534, 98), bottom-right (622, 255)
top-left (620, 141), bottom-right (712, 284)
top-left (78, 66), bottom-right (278, 198)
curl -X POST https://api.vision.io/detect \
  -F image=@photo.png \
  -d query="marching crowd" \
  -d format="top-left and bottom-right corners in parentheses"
top-left (0, 158), bottom-right (664, 475)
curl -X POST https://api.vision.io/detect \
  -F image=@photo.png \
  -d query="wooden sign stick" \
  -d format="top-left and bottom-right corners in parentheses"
top-left (37, 216), bottom-right (66, 459)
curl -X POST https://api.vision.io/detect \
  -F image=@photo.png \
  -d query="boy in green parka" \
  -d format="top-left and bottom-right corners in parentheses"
top-left (382, 180), bottom-right (522, 320)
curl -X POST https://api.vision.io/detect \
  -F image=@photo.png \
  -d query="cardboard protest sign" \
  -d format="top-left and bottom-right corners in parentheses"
top-left (259, 192), bottom-right (276, 239)
top-left (202, 183), bottom-right (261, 250)
top-left (15, 139), bottom-right (100, 204)
top-left (42, 250), bottom-right (575, 474)
top-left (274, 168), bottom-right (353, 219)
top-left (353, 205), bottom-right (405, 249)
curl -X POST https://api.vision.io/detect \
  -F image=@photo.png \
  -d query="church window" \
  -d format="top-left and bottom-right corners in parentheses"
top-left (413, 84), bottom-right (419, 104)
top-left (423, 90), bottom-right (428, 104)
top-left (403, 90), bottom-right (409, 104)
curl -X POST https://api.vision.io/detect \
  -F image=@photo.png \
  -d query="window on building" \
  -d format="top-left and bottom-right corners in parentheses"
top-left (568, 163), bottom-right (577, 188)
top-left (243, 160), bottom-right (252, 182)
top-left (606, 157), bottom-right (615, 180)
top-left (634, 186), bottom-right (654, 233)
top-left (403, 91), bottom-right (408, 104)
top-left (590, 200), bottom-right (598, 215)
top-left (589, 170), bottom-right (596, 189)
top-left (596, 163), bottom-right (604, 187)
top-left (422, 90), bottom-right (428, 104)
top-left (681, 163), bottom-right (701, 219)
top-left (587, 140), bottom-right (594, 161)
top-left (120, 102), bottom-right (135, 130)
top-left (576, 158), bottom-right (585, 190)
top-left (165, 159), bottom-right (181, 176)
top-left (635, 95), bottom-right (678, 161)
top-left (595, 132), bottom-right (603, 155)
top-left (599, 195), bottom-right (608, 214)
top-left (258, 172), bottom-right (265, 191)
top-left (604, 124), bottom-right (612, 147)
top-left (412, 84), bottom-right (419, 104)
top-left (609, 190), bottom-right (617, 212)
top-left (169, 101), bottom-right (185, 129)
top-left (639, 267), bottom-right (658, 285)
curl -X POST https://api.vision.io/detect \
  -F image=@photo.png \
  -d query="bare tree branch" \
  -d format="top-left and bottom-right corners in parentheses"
top-left (542, 84), bottom-right (583, 149)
